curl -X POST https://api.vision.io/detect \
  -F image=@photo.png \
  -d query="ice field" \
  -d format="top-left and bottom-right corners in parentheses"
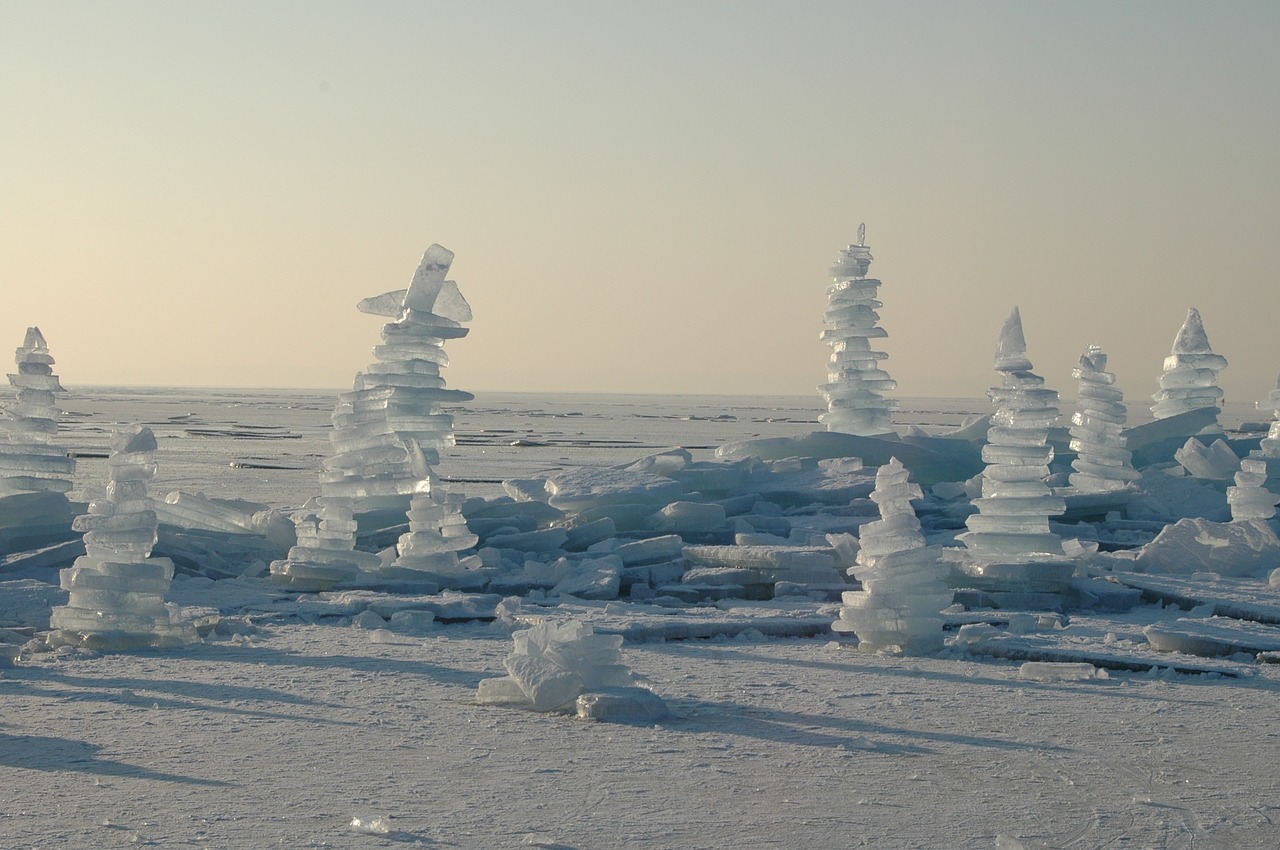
top-left (2, 387), bottom-right (1280, 848)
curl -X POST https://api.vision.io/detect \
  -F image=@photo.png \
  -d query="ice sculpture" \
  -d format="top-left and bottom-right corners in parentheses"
top-left (957, 308), bottom-right (1073, 593)
top-left (48, 425), bottom-right (197, 649)
top-left (476, 619), bottom-right (645, 712)
top-left (1067, 345), bottom-right (1137, 491)
top-left (1151, 308), bottom-right (1227, 432)
top-left (833, 458), bottom-right (951, 653)
top-left (390, 443), bottom-right (480, 575)
top-left (818, 224), bottom-right (897, 436)
top-left (271, 245), bottom-right (474, 589)
top-left (0, 328), bottom-right (75, 498)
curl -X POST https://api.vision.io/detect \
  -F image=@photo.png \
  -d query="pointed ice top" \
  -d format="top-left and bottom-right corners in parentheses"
top-left (994, 307), bottom-right (1034, 372)
top-left (402, 244), bottom-right (455, 314)
top-left (1171, 307), bottom-right (1213, 354)
top-left (857, 223), bottom-right (866, 246)
top-left (22, 327), bottom-right (46, 352)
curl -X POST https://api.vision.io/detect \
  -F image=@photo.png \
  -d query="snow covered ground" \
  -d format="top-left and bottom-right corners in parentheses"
top-left (3, 389), bottom-right (1279, 849)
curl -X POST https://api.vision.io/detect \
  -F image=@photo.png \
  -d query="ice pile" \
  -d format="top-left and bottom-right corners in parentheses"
top-left (1067, 345), bottom-right (1137, 492)
top-left (958, 308), bottom-right (1073, 595)
top-left (1151, 308), bottom-right (1227, 433)
top-left (476, 620), bottom-right (655, 714)
top-left (833, 458), bottom-right (951, 653)
top-left (272, 245), bottom-right (474, 589)
top-left (391, 464), bottom-right (480, 575)
top-left (48, 426), bottom-right (197, 649)
top-left (817, 224), bottom-right (897, 436)
top-left (0, 328), bottom-right (75, 499)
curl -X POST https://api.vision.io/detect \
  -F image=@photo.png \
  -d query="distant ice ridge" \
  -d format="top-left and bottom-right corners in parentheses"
top-left (818, 224), bottom-right (897, 436)
top-left (271, 244), bottom-right (476, 589)
top-left (958, 308), bottom-right (1073, 595)
top-left (0, 328), bottom-right (75, 498)
top-left (833, 458), bottom-right (950, 654)
top-left (1067, 345), bottom-right (1137, 492)
top-left (1151, 308), bottom-right (1227, 433)
top-left (47, 425), bottom-right (197, 650)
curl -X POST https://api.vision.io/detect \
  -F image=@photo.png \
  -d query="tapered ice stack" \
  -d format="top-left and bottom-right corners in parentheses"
top-left (818, 225), bottom-right (897, 436)
top-left (48, 426), bottom-right (196, 650)
top-left (0, 327), bottom-right (75, 498)
top-left (1151, 308), bottom-right (1227, 433)
top-left (1067, 345), bottom-right (1138, 491)
top-left (958, 308), bottom-right (1073, 594)
top-left (833, 458), bottom-right (951, 654)
top-left (391, 442), bottom-right (480, 574)
top-left (271, 245), bottom-right (474, 588)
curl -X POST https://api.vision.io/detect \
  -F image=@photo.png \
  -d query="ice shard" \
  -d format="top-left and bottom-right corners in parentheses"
top-left (271, 244), bottom-right (475, 589)
top-left (48, 425), bottom-right (197, 650)
top-left (832, 458), bottom-right (951, 654)
top-left (1067, 345), bottom-right (1138, 492)
top-left (1151, 308), bottom-right (1227, 432)
top-left (957, 308), bottom-right (1073, 594)
top-left (818, 224), bottom-right (898, 436)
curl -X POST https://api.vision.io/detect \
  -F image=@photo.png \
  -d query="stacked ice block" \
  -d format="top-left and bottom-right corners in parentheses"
top-left (1151, 308), bottom-right (1227, 433)
top-left (49, 426), bottom-right (196, 649)
top-left (0, 327), bottom-right (75, 498)
top-left (818, 225), bottom-right (897, 436)
top-left (958, 308), bottom-right (1072, 594)
top-left (1067, 345), bottom-right (1138, 491)
top-left (833, 458), bottom-right (951, 653)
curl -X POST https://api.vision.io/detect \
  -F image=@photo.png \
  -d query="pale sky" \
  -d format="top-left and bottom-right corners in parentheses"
top-left (2, 1), bottom-right (1278, 404)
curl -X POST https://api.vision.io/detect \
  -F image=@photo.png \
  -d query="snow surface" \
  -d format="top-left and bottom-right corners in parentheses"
top-left (3, 390), bottom-right (1280, 848)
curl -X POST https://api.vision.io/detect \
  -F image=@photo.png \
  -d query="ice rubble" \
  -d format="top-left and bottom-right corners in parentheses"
top-left (818, 224), bottom-right (898, 436)
top-left (0, 328), bottom-right (77, 551)
top-left (1151, 307), bottom-right (1227, 433)
top-left (833, 458), bottom-right (950, 654)
top-left (47, 425), bottom-right (197, 650)
top-left (271, 245), bottom-right (476, 589)
top-left (957, 308), bottom-right (1073, 597)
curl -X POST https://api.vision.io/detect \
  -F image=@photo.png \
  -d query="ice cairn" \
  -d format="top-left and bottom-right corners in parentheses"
top-left (1067, 345), bottom-right (1137, 491)
top-left (957, 308), bottom-right (1073, 596)
top-left (1151, 307), bottom-right (1227, 433)
top-left (270, 244), bottom-right (477, 589)
top-left (818, 223), bottom-right (897, 436)
top-left (833, 458), bottom-right (951, 653)
top-left (48, 426), bottom-right (197, 650)
top-left (0, 328), bottom-right (76, 514)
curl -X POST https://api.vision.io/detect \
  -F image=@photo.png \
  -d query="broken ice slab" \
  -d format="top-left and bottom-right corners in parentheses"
top-left (1134, 517), bottom-right (1280, 579)
top-left (1017, 662), bottom-right (1107, 682)
top-left (575, 687), bottom-right (669, 723)
top-left (1144, 617), bottom-right (1280, 658)
top-left (1104, 571), bottom-right (1280, 624)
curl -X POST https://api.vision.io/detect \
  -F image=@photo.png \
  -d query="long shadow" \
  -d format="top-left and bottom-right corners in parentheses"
top-left (653, 644), bottom-right (1231, 707)
top-left (4, 669), bottom-right (356, 726)
top-left (661, 696), bottom-right (1063, 755)
top-left (210, 643), bottom-right (491, 689)
top-left (0, 731), bottom-right (230, 786)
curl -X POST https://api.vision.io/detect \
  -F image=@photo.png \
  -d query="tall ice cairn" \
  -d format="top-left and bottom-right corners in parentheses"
top-left (1067, 344), bottom-right (1138, 492)
top-left (818, 224), bottom-right (897, 436)
top-left (957, 308), bottom-right (1073, 599)
top-left (1151, 307), bottom-right (1227, 434)
top-left (270, 244), bottom-right (478, 589)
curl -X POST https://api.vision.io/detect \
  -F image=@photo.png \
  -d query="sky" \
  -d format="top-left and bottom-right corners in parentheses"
top-left (2, 1), bottom-right (1278, 404)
